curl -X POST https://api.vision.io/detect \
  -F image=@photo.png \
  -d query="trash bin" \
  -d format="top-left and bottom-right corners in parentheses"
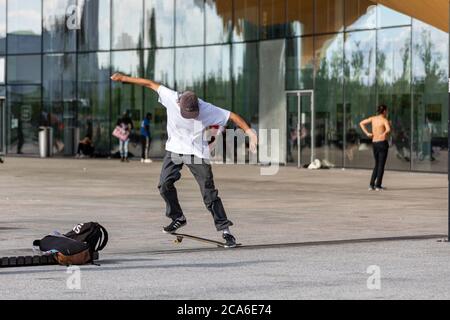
top-left (39, 127), bottom-right (53, 158)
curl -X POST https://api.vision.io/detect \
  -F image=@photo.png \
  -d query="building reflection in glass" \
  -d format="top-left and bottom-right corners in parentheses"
top-left (206, 0), bottom-right (232, 44)
top-left (112, 0), bottom-right (143, 50)
top-left (43, 0), bottom-right (77, 53)
top-left (7, 85), bottom-right (41, 154)
top-left (412, 20), bottom-right (449, 172)
top-left (175, 46), bottom-right (204, 94)
top-left (233, 0), bottom-right (259, 42)
top-left (7, 0), bottom-right (42, 54)
top-left (232, 43), bottom-right (258, 124)
top-left (0, 0), bottom-right (447, 173)
top-left (43, 53), bottom-right (77, 155)
top-left (77, 52), bottom-right (110, 154)
top-left (145, 0), bottom-right (174, 48)
top-left (315, 33), bottom-right (344, 168)
top-left (377, 27), bottom-right (411, 171)
top-left (78, 0), bottom-right (110, 51)
top-left (344, 30), bottom-right (376, 168)
top-left (175, 0), bottom-right (205, 46)
top-left (144, 48), bottom-right (174, 157)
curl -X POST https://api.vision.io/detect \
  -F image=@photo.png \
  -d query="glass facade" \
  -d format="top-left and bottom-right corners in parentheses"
top-left (0, 0), bottom-right (448, 173)
top-left (43, 0), bottom-right (77, 53)
top-left (43, 53), bottom-right (76, 155)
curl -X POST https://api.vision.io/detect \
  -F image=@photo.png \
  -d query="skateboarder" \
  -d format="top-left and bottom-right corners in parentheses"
top-left (111, 73), bottom-right (258, 248)
top-left (360, 105), bottom-right (391, 191)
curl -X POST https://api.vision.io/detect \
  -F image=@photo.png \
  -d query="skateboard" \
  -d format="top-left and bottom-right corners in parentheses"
top-left (169, 232), bottom-right (241, 248)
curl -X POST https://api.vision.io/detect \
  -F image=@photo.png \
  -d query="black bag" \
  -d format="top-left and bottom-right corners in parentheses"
top-left (33, 235), bottom-right (92, 266)
top-left (64, 222), bottom-right (108, 253)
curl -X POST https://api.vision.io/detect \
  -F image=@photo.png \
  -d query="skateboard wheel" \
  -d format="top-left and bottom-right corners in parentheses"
top-left (176, 236), bottom-right (184, 244)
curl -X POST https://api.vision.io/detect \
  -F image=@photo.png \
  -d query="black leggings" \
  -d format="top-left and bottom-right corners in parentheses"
top-left (370, 141), bottom-right (389, 188)
top-left (141, 136), bottom-right (152, 159)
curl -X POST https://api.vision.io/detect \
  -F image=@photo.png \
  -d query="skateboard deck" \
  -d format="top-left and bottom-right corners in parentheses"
top-left (169, 232), bottom-right (241, 248)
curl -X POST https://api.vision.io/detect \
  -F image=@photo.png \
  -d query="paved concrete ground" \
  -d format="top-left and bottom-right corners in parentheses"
top-left (0, 158), bottom-right (447, 255)
top-left (0, 157), bottom-right (448, 299)
top-left (1, 239), bottom-right (450, 300)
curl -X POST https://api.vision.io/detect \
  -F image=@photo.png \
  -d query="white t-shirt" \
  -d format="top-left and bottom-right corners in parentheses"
top-left (157, 85), bottom-right (231, 159)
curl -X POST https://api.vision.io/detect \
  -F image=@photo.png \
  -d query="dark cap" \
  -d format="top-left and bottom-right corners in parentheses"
top-left (178, 91), bottom-right (199, 119)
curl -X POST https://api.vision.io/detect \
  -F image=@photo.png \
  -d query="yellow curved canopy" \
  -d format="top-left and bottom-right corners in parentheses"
top-left (370, 0), bottom-right (448, 32)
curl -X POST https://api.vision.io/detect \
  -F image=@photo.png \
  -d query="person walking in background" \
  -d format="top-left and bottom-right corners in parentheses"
top-left (360, 105), bottom-right (391, 192)
top-left (116, 112), bottom-right (133, 162)
top-left (140, 113), bottom-right (153, 164)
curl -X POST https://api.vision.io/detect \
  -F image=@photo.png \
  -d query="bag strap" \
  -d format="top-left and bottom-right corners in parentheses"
top-left (96, 225), bottom-right (108, 252)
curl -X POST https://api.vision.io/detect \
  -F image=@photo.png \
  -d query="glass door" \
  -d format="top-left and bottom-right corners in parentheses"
top-left (286, 91), bottom-right (315, 168)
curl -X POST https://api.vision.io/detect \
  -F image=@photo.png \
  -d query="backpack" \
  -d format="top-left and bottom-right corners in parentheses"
top-left (33, 222), bottom-right (108, 266)
top-left (64, 222), bottom-right (108, 253)
top-left (33, 234), bottom-right (92, 266)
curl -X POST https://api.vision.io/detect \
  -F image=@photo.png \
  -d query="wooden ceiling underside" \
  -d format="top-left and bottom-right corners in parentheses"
top-left (213, 0), bottom-right (448, 33)
top-left (370, 0), bottom-right (448, 32)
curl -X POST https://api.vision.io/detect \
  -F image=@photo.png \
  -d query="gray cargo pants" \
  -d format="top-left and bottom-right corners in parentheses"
top-left (158, 152), bottom-right (233, 231)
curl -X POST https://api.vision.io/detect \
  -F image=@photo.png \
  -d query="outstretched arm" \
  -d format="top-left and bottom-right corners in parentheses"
top-left (229, 112), bottom-right (258, 154)
top-left (111, 73), bottom-right (160, 92)
top-left (359, 117), bottom-right (373, 139)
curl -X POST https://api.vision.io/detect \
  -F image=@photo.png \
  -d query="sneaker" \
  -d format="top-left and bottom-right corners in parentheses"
top-left (368, 186), bottom-right (375, 191)
top-left (141, 158), bottom-right (145, 163)
top-left (223, 233), bottom-right (237, 248)
top-left (144, 159), bottom-right (153, 164)
top-left (375, 186), bottom-right (387, 192)
top-left (163, 218), bottom-right (187, 234)
top-left (120, 157), bottom-right (125, 162)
